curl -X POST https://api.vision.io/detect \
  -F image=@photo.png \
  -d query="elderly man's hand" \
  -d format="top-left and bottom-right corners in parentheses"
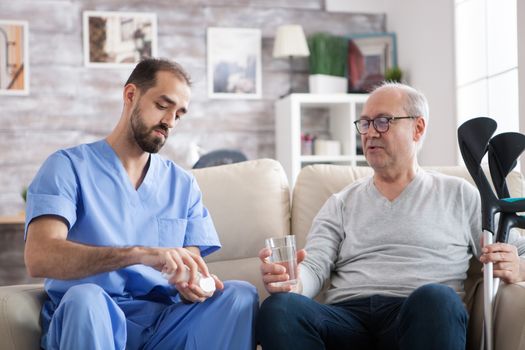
top-left (259, 248), bottom-right (307, 294)
top-left (480, 243), bottom-right (523, 284)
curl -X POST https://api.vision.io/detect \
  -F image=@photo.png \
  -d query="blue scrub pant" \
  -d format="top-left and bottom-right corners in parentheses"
top-left (41, 280), bottom-right (258, 350)
top-left (256, 283), bottom-right (468, 350)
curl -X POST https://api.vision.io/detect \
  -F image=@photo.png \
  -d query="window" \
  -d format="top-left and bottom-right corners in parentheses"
top-left (455, 0), bottom-right (518, 136)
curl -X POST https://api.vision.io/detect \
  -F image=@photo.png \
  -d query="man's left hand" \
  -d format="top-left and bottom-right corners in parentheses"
top-left (480, 243), bottom-right (523, 284)
top-left (176, 274), bottom-right (224, 303)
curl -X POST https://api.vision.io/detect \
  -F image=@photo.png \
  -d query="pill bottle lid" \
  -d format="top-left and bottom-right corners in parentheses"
top-left (199, 276), bottom-right (216, 293)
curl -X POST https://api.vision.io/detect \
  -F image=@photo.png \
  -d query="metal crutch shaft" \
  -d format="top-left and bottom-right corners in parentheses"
top-left (483, 229), bottom-right (494, 350)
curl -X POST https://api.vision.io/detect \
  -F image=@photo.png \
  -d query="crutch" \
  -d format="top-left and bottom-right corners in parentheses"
top-left (487, 131), bottom-right (525, 271)
top-left (458, 117), bottom-right (497, 350)
top-left (458, 118), bottom-right (525, 350)
top-left (488, 132), bottom-right (525, 246)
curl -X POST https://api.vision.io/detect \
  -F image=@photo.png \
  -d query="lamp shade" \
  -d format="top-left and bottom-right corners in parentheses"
top-left (272, 25), bottom-right (310, 58)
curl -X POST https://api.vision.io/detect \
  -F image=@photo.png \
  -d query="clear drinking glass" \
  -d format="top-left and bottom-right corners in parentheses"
top-left (265, 235), bottom-right (297, 286)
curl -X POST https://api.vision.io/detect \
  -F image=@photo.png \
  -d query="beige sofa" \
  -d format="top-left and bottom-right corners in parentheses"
top-left (1, 159), bottom-right (525, 350)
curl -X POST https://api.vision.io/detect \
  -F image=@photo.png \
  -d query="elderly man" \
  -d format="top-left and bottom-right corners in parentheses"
top-left (24, 58), bottom-right (258, 350)
top-left (257, 83), bottom-right (525, 349)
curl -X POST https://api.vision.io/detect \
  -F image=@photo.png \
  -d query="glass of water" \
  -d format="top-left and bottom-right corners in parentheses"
top-left (265, 235), bottom-right (297, 286)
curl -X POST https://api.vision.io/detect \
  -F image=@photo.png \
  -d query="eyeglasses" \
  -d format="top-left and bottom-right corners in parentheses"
top-left (353, 115), bottom-right (418, 135)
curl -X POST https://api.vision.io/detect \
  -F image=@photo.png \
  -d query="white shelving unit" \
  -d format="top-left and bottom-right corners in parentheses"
top-left (275, 93), bottom-right (369, 185)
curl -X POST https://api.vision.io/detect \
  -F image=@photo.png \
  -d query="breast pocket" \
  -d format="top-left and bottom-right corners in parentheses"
top-left (157, 218), bottom-right (187, 247)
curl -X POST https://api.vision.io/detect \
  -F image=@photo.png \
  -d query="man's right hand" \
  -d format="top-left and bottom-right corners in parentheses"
top-left (259, 247), bottom-right (307, 294)
top-left (139, 247), bottom-right (209, 282)
top-left (139, 247), bottom-right (224, 303)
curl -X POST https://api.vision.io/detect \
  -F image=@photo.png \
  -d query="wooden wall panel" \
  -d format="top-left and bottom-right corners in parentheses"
top-left (0, 2), bottom-right (383, 279)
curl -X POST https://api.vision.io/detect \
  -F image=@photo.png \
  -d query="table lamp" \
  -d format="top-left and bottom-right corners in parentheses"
top-left (273, 24), bottom-right (310, 97)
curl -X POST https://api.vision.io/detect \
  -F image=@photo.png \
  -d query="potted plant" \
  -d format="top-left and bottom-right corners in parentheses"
top-left (307, 33), bottom-right (348, 93)
top-left (384, 66), bottom-right (403, 83)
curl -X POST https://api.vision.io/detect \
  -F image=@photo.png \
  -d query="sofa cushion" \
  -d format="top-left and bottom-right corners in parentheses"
top-left (192, 159), bottom-right (290, 300)
top-left (192, 159), bottom-right (291, 263)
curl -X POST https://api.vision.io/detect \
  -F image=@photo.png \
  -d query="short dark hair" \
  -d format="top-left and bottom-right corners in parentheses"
top-left (125, 58), bottom-right (192, 92)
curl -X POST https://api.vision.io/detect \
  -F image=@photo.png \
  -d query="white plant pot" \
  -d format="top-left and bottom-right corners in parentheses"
top-left (309, 74), bottom-right (347, 94)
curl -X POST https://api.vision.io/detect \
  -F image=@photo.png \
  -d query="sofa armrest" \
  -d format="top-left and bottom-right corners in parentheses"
top-left (0, 284), bottom-right (46, 350)
top-left (494, 282), bottom-right (525, 350)
top-left (468, 282), bottom-right (525, 350)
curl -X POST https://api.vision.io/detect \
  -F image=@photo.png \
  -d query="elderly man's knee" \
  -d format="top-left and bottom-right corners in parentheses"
top-left (259, 293), bottom-right (304, 327)
top-left (411, 284), bottom-right (462, 306)
top-left (405, 283), bottom-right (467, 321)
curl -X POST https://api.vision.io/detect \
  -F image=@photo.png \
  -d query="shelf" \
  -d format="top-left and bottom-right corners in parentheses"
top-left (275, 93), bottom-right (369, 185)
top-left (301, 155), bottom-right (366, 163)
top-left (0, 215), bottom-right (25, 225)
top-left (285, 93), bottom-right (369, 106)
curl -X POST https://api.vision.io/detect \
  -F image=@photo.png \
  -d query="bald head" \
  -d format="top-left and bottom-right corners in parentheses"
top-left (371, 82), bottom-right (429, 125)
top-left (369, 82), bottom-right (429, 148)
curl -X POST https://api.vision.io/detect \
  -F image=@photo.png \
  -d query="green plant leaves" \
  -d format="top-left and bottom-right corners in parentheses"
top-left (307, 33), bottom-right (347, 77)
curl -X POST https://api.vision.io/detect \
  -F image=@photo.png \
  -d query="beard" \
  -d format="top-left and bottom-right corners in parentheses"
top-left (130, 106), bottom-right (168, 153)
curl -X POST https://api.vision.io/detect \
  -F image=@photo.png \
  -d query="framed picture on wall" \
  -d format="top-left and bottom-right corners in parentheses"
top-left (347, 32), bottom-right (397, 93)
top-left (0, 20), bottom-right (29, 95)
top-left (83, 11), bottom-right (157, 68)
top-left (207, 27), bottom-right (262, 99)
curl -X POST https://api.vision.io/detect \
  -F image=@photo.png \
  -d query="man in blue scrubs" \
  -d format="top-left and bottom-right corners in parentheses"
top-left (24, 58), bottom-right (258, 350)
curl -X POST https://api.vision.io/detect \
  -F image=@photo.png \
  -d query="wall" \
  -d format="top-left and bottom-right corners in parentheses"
top-left (327, 0), bottom-right (457, 166)
top-left (0, 0), bottom-right (384, 216)
top-left (325, 0), bottom-right (387, 14)
top-left (386, 0), bottom-right (456, 166)
top-left (519, 0), bottom-right (525, 175)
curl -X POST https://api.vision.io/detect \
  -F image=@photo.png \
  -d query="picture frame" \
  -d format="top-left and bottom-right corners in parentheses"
top-left (83, 11), bottom-right (157, 68)
top-left (347, 32), bottom-right (397, 93)
top-left (0, 20), bottom-right (29, 95)
top-left (207, 27), bottom-right (262, 99)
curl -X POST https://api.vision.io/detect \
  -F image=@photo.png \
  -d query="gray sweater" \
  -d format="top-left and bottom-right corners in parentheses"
top-left (300, 169), bottom-right (525, 304)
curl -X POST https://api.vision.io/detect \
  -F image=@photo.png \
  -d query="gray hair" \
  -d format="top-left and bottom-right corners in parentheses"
top-left (371, 82), bottom-right (429, 149)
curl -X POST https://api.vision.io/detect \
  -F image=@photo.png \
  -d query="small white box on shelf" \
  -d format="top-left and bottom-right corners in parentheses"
top-left (314, 140), bottom-right (341, 156)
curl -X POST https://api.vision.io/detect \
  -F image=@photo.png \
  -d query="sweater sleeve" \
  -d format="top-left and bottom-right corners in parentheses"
top-left (300, 194), bottom-right (345, 298)
top-left (462, 180), bottom-right (483, 259)
top-left (507, 228), bottom-right (525, 257)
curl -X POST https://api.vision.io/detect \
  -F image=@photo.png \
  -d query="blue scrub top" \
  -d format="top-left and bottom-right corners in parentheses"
top-left (25, 140), bottom-right (221, 304)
